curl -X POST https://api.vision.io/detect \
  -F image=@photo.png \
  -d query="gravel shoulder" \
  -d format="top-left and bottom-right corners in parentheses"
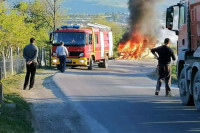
top-left (21, 69), bottom-right (90, 133)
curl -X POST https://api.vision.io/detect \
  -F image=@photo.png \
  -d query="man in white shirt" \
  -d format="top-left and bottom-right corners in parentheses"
top-left (56, 41), bottom-right (69, 73)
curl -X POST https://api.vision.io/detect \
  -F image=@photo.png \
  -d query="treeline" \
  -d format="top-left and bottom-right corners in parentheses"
top-left (0, 0), bottom-right (66, 57)
top-left (0, 0), bottom-right (125, 58)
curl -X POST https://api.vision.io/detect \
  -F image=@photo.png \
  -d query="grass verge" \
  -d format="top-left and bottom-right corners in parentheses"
top-left (171, 65), bottom-right (178, 84)
top-left (0, 74), bottom-right (33, 133)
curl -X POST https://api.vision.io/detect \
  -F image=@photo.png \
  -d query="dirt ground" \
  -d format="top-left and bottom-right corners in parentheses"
top-left (21, 69), bottom-right (90, 133)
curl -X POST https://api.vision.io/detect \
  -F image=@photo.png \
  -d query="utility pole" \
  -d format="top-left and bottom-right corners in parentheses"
top-left (45, 0), bottom-right (57, 30)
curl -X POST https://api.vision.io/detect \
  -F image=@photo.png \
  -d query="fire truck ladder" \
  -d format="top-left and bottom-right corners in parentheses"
top-left (87, 23), bottom-right (111, 31)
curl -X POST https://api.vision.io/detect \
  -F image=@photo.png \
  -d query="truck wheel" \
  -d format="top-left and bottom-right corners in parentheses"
top-left (56, 65), bottom-right (60, 70)
top-left (102, 56), bottom-right (108, 68)
top-left (179, 69), bottom-right (194, 105)
top-left (88, 57), bottom-right (93, 70)
top-left (193, 72), bottom-right (200, 110)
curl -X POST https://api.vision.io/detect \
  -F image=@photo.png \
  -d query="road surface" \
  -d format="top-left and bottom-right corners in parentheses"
top-left (52, 60), bottom-right (200, 133)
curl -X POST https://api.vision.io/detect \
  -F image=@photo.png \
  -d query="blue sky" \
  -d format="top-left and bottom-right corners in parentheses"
top-left (8, 0), bottom-right (180, 14)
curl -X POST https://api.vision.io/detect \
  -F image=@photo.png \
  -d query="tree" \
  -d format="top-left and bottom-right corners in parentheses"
top-left (13, 0), bottom-right (67, 46)
top-left (0, 0), bottom-right (67, 57)
top-left (43, 0), bottom-right (67, 30)
top-left (0, 8), bottom-right (34, 56)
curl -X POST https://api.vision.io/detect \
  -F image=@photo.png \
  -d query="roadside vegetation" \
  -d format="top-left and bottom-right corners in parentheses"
top-left (0, 0), bottom-right (65, 132)
top-left (171, 44), bottom-right (178, 83)
top-left (0, 74), bottom-right (33, 133)
top-left (170, 44), bottom-right (178, 55)
top-left (0, 0), bottom-right (66, 57)
top-left (171, 65), bottom-right (178, 84)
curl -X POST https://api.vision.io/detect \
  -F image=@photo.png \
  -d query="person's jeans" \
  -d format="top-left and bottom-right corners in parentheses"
top-left (156, 64), bottom-right (172, 93)
top-left (24, 62), bottom-right (37, 89)
top-left (59, 55), bottom-right (66, 73)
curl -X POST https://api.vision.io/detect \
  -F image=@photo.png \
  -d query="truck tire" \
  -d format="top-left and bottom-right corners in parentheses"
top-left (193, 72), bottom-right (200, 110)
top-left (56, 64), bottom-right (60, 70)
top-left (88, 57), bottom-right (93, 70)
top-left (102, 56), bottom-right (108, 68)
top-left (179, 69), bottom-right (194, 105)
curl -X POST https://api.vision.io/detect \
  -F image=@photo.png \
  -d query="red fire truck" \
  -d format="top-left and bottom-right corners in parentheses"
top-left (166, 0), bottom-right (200, 110)
top-left (50, 24), bottom-right (113, 70)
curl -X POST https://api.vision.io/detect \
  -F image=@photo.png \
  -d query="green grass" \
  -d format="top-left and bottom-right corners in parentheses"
top-left (171, 65), bottom-right (178, 84)
top-left (0, 74), bottom-right (34, 133)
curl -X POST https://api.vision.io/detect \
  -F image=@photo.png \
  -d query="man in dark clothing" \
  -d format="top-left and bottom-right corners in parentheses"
top-left (23, 38), bottom-right (38, 90)
top-left (151, 38), bottom-right (176, 96)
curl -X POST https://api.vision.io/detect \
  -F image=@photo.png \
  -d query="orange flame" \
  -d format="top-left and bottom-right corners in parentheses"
top-left (118, 32), bottom-right (156, 60)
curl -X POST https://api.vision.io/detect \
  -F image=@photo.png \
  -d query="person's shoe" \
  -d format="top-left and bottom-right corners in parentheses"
top-left (165, 91), bottom-right (174, 97)
top-left (29, 87), bottom-right (33, 90)
top-left (155, 92), bottom-right (159, 96)
top-left (23, 86), bottom-right (27, 90)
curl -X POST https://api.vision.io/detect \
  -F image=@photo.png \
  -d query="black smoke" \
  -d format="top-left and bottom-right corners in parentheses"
top-left (120, 0), bottom-right (162, 44)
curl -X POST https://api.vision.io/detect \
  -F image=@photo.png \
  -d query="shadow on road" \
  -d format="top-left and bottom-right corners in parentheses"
top-left (37, 60), bottom-right (200, 133)
top-left (41, 72), bottom-right (200, 133)
top-left (24, 70), bottom-right (91, 133)
top-left (68, 95), bottom-right (200, 133)
top-left (65, 70), bottom-right (148, 78)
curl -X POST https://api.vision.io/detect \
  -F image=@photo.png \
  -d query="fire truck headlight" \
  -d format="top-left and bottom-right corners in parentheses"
top-left (79, 53), bottom-right (84, 57)
top-left (79, 60), bottom-right (85, 63)
top-left (53, 59), bottom-right (57, 63)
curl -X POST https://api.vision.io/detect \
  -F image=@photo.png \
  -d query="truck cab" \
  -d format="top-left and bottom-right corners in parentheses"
top-left (166, 0), bottom-right (200, 110)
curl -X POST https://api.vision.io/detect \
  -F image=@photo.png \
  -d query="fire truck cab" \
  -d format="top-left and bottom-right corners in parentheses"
top-left (166, 0), bottom-right (200, 110)
top-left (50, 24), bottom-right (113, 70)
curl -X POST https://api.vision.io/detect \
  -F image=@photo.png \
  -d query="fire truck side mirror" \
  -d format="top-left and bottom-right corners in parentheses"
top-left (166, 7), bottom-right (174, 30)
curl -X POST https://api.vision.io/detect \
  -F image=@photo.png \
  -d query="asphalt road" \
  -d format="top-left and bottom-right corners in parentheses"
top-left (52, 60), bottom-right (200, 133)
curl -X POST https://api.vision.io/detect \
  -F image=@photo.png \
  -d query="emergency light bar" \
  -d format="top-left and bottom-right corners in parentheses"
top-left (61, 25), bottom-right (80, 29)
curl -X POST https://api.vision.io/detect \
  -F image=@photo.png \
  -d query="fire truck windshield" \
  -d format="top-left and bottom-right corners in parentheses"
top-left (53, 32), bottom-right (85, 46)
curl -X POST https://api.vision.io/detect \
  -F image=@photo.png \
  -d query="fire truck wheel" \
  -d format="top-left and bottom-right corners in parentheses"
top-left (56, 65), bottom-right (60, 70)
top-left (102, 56), bottom-right (108, 68)
top-left (193, 72), bottom-right (200, 110)
top-left (179, 69), bottom-right (194, 106)
top-left (88, 57), bottom-right (93, 70)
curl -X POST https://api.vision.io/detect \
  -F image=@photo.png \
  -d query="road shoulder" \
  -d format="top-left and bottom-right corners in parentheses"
top-left (21, 69), bottom-right (90, 133)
